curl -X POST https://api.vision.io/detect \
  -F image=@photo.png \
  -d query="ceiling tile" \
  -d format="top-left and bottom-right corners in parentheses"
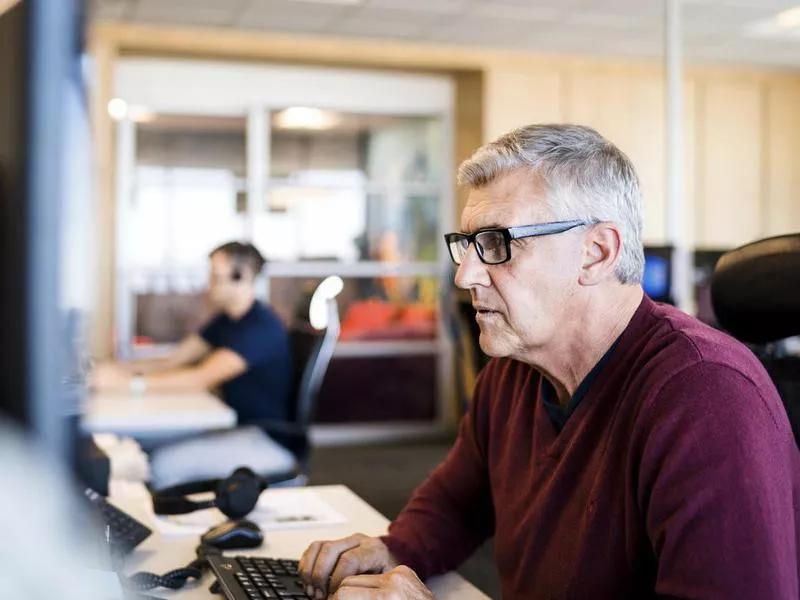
top-left (87, 0), bottom-right (800, 67)
top-left (237, 0), bottom-right (348, 32)
top-left (239, 1), bottom-right (344, 18)
top-left (479, 0), bottom-right (583, 8)
top-left (364, 0), bottom-right (467, 14)
top-left (91, 0), bottom-right (130, 21)
top-left (689, 0), bottom-right (797, 10)
top-left (570, 0), bottom-right (664, 17)
top-left (517, 27), bottom-right (607, 53)
top-left (332, 19), bottom-right (425, 38)
top-left (425, 14), bottom-right (548, 46)
top-left (566, 11), bottom-right (654, 30)
top-left (133, 3), bottom-right (237, 27)
top-left (683, 19), bottom-right (748, 38)
top-left (686, 41), bottom-right (784, 66)
top-left (135, 0), bottom-right (248, 9)
top-left (589, 34), bottom-right (663, 57)
top-left (333, 7), bottom-right (444, 37)
top-left (685, 19), bottom-right (800, 65)
top-left (683, 2), bottom-right (782, 26)
top-left (469, 3), bottom-right (564, 23)
top-left (744, 18), bottom-right (800, 41)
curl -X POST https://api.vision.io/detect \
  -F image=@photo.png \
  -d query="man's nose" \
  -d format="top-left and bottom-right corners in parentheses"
top-left (453, 244), bottom-right (491, 290)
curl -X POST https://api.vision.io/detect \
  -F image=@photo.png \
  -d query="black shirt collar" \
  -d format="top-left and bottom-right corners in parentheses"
top-left (541, 336), bottom-right (621, 433)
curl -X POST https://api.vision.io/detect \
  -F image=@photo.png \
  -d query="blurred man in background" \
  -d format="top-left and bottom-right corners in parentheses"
top-left (94, 241), bottom-right (295, 488)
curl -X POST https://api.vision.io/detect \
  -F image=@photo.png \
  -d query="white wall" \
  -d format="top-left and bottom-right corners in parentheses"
top-left (483, 64), bottom-right (800, 249)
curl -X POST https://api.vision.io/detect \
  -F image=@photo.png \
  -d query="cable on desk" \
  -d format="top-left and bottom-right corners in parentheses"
top-left (120, 544), bottom-right (222, 591)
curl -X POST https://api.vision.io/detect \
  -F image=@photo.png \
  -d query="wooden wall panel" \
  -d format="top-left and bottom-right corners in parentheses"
top-left (695, 80), bottom-right (763, 247)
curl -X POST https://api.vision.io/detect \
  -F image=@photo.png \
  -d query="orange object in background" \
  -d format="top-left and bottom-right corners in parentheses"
top-left (340, 299), bottom-right (397, 339)
top-left (340, 299), bottom-right (437, 341)
top-left (340, 231), bottom-right (438, 340)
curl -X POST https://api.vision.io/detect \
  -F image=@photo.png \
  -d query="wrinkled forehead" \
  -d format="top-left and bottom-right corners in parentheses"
top-left (460, 170), bottom-right (552, 233)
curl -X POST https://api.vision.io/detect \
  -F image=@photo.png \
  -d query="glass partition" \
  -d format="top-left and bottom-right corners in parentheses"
top-left (113, 62), bottom-right (454, 430)
top-left (122, 115), bottom-right (247, 270)
top-left (254, 112), bottom-right (443, 264)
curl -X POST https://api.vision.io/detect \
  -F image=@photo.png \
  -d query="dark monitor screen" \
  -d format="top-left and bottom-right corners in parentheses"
top-left (0, 0), bottom-right (90, 461)
top-left (0, 1), bottom-right (29, 430)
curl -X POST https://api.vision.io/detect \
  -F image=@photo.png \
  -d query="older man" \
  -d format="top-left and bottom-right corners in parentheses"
top-left (300, 125), bottom-right (800, 599)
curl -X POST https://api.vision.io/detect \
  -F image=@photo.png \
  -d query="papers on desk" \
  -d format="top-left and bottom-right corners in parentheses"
top-left (154, 488), bottom-right (347, 537)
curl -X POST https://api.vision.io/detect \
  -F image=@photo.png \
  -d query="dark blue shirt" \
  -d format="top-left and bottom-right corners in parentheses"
top-left (541, 337), bottom-right (620, 433)
top-left (200, 301), bottom-right (292, 424)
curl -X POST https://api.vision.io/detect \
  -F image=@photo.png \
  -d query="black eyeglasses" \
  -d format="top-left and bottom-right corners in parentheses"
top-left (444, 220), bottom-right (591, 265)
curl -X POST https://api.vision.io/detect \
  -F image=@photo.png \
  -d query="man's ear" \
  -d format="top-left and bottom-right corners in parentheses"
top-left (578, 223), bottom-right (623, 286)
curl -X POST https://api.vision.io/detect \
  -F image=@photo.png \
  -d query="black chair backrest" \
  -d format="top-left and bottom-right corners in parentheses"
top-left (711, 233), bottom-right (800, 446)
top-left (288, 298), bottom-right (340, 429)
top-left (288, 328), bottom-right (321, 424)
top-left (711, 233), bottom-right (800, 345)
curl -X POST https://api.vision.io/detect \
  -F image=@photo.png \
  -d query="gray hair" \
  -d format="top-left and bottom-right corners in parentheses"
top-left (457, 124), bottom-right (645, 284)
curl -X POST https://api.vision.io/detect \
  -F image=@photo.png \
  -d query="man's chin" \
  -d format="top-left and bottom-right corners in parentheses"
top-left (478, 334), bottom-right (510, 359)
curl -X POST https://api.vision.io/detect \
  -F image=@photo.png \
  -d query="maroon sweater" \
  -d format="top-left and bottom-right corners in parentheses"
top-left (383, 296), bottom-right (800, 599)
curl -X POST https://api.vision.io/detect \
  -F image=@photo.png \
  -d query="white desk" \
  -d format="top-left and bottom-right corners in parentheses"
top-left (83, 391), bottom-right (237, 438)
top-left (110, 482), bottom-right (489, 600)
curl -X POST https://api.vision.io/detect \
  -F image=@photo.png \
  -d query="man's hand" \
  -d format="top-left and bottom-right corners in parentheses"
top-left (332, 566), bottom-right (435, 600)
top-left (299, 534), bottom-right (399, 599)
top-left (91, 362), bottom-right (132, 391)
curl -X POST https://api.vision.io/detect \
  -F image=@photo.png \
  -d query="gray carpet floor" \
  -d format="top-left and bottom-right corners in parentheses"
top-left (308, 439), bottom-right (500, 599)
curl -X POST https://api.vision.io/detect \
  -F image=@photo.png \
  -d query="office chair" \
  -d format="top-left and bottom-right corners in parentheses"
top-left (711, 233), bottom-right (800, 444)
top-left (253, 280), bottom-right (342, 485)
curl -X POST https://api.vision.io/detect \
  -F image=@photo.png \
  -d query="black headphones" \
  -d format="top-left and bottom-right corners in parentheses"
top-left (151, 467), bottom-right (270, 520)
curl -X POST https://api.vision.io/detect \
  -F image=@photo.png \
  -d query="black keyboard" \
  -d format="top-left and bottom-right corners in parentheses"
top-left (208, 555), bottom-right (312, 599)
top-left (84, 488), bottom-right (152, 555)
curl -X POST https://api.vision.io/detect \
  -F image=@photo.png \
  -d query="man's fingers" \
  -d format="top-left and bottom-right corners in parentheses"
top-left (299, 541), bottom-right (322, 596)
top-left (329, 548), bottom-right (387, 593)
top-left (331, 587), bottom-right (382, 600)
top-left (299, 541), bottom-right (321, 580)
top-left (338, 574), bottom-right (384, 589)
top-left (333, 568), bottom-right (432, 600)
top-left (309, 534), bottom-right (368, 596)
top-left (332, 575), bottom-right (386, 600)
top-left (392, 565), bottom-right (423, 583)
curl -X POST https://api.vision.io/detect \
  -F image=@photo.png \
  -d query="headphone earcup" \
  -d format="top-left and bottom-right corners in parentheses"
top-left (216, 468), bottom-right (262, 520)
top-left (231, 466), bottom-right (258, 479)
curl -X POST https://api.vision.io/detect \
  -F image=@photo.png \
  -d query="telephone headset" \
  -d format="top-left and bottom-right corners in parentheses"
top-left (151, 466), bottom-right (272, 521)
top-left (94, 467), bottom-right (297, 593)
top-left (226, 242), bottom-right (266, 284)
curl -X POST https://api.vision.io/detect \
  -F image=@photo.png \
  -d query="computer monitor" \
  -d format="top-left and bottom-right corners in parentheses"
top-left (642, 246), bottom-right (674, 304)
top-left (0, 0), bottom-right (92, 462)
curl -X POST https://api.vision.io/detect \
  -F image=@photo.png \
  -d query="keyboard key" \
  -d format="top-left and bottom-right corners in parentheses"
top-left (214, 556), bottom-right (316, 600)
